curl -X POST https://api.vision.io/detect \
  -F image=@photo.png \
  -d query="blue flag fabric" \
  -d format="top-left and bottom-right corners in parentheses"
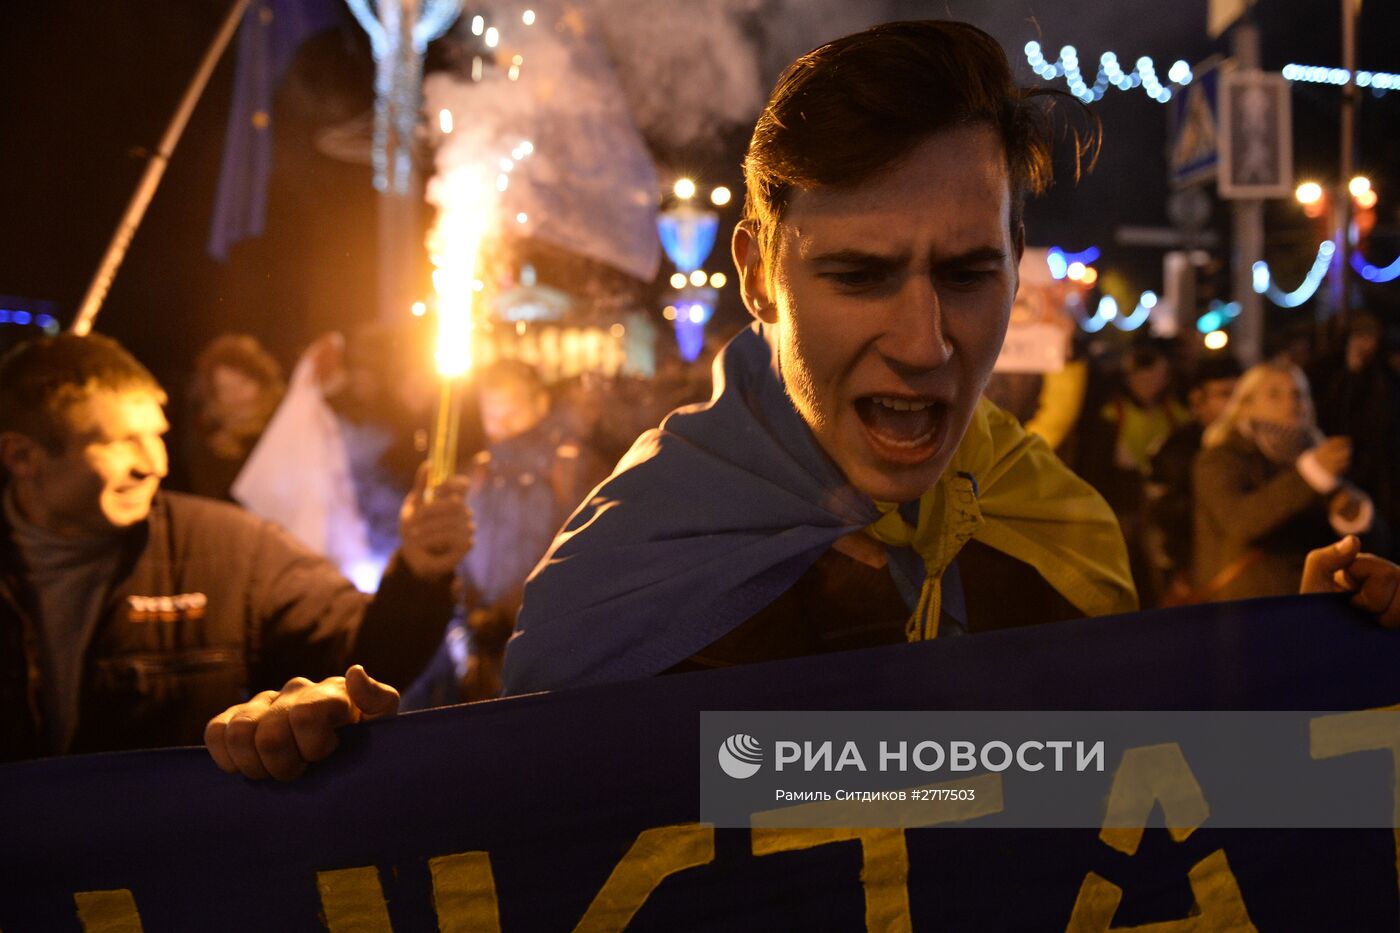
top-left (505, 323), bottom-right (1135, 694)
top-left (0, 596), bottom-right (1397, 930)
top-left (207, 0), bottom-right (340, 260)
top-left (505, 324), bottom-right (896, 692)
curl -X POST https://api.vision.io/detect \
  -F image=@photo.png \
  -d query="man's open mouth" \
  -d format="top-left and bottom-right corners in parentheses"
top-left (854, 395), bottom-right (948, 464)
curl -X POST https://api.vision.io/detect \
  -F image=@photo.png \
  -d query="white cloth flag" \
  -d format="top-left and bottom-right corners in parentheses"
top-left (232, 344), bottom-right (379, 590)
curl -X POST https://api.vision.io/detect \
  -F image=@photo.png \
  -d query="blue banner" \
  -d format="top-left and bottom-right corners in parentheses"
top-left (1, 594), bottom-right (1397, 931)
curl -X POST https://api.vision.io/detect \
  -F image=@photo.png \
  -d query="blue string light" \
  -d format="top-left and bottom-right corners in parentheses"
top-left (1046, 245), bottom-right (1100, 279)
top-left (1114, 291), bottom-right (1156, 331)
top-left (1026, 42), bottom-right (1182, 103)
top-left (1350, 249), bottom-right (1400, 283)
top-left (0, 309), bottom-right (62, 333)
top-left (1251, 241), bottom-right (1336, 307)
top-left (1283, 63), bottom-right (1398, 93)
top-left (1078, 291), bottom-right (1156, 333)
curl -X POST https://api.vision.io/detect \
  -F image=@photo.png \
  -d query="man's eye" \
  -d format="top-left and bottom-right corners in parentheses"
top-left (822, 269), bottom-right (890, 289)
top-left (942, 269), bottom-right (996, 288)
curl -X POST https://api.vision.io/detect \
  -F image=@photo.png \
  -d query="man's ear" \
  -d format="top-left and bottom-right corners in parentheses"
top-left (732, 221), bottom-right (777, 324)
top-left (0, 432), bottom-right (45, 482)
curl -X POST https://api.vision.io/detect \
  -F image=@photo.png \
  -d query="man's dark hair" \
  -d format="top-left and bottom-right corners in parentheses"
top-left (194, 333), bottom-right (284, 394)
top-left (1189, 354), bottom-right (1243, 390)
top-left (1124, 341), bottom-right (1168, 373)
top-left (0, 333), bottom-right (166, 451)
top-left (742, 20), bottom-right (1098, 259)
top-left (193, 333), bottom-right (285, 434)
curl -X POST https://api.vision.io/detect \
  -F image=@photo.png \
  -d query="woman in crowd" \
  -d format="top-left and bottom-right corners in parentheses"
top-left (188, 334), bottom-right (284, 500)
top-left (1192, 361), bottom-right (1373, 601)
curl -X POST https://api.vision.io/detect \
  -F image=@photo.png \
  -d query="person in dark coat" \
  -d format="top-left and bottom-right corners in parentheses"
top-left (1192, 361), bottom-right (1373, 601)
top-left (1145, 354), bottom-right (1240, 604)
top-left (0, 333), bottom-right (474, 766)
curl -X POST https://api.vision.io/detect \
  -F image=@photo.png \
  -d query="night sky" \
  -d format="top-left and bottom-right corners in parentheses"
top-left (3, 0), bottom-right (1398, 394)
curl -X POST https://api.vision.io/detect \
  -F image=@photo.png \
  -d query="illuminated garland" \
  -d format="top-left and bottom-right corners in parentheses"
top-left (0, 309), bottom-right (60, 334)
top-left (1029, 46), bottom-right (1400, 102)
top-left (1349, 249), bottom-right (1400, 284)
top-left (1024, 42), bottom-right (1186, 104)
top-left (1046, 245), bottom-right (1100, 279)
top-left (1251, 241), bottom-right (1336, 307)
top-left (1282, 64), bottom-right (1398, 93)
top-left (1081, 292), bottom-right (1157, 332)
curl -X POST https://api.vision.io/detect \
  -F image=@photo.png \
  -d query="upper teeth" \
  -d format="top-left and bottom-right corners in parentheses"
top-left (873, 396), bottom-right (931, 412)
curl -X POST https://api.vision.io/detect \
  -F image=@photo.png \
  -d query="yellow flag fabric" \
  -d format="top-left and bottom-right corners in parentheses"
top-left (867, 398), bottom-right (1138, 640)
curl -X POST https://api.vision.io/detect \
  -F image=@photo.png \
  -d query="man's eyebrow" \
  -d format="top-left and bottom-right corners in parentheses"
top-left (931, 246), bottom-right (1009, 267)
top-left (806, 248), bottom-right (907, 266)
top-left (806, 246), bottom-right (1009, 266)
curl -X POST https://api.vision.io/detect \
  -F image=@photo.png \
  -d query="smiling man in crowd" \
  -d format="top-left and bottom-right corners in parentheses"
top-left (206, 20), bottom-right (1399, 781)
top-left (0, 333), bottom-right (474, 762)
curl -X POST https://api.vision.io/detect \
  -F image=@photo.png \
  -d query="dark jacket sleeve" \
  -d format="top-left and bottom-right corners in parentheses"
top-left (1192, 442), bottom-right (1322, 544)
top-left (246, 521), bottom-right (453, 690)
top-left (349, 554), bottom-right (457, 687)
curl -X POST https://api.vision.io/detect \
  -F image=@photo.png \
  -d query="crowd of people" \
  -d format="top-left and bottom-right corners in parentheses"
top-left (990, 311), bottom-right (1400, 610)
top-left (0, 20), bottom-right (1396, 781)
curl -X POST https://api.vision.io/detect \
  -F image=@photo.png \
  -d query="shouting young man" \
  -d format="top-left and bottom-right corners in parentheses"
top-left (205, 21), bottom-right (1398, 781)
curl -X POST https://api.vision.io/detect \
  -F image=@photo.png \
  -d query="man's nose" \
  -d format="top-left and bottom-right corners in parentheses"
top-left (131, 436), bottom-right (169, 478)
top-left (881, 279), bottom-right (953, 372)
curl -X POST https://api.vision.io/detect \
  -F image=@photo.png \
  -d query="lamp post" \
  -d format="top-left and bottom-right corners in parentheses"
top-left (657, 178), bottom-right (723, 361)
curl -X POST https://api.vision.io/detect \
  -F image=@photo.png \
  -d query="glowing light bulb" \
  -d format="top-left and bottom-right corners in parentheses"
top-left (669, 273), bottom-right (687, 289)
top-left (516, 212), bottom-right (528, 224)
top-left (522, 9), bottom-right (535, 25)
top-left (1348, 175), bottom-right (1371, 198)
top-left (662, 305), bottom-right (677, 321)
top-left (471, 15), bottom-right (484, 35)
top-left (1295, 181), bottom-right (1323, 206)
top-left (709, 272), bottom-right (727, 288)
top-left (438, 109), bottom-right (453, 133)
top-left (1067, 261), bottom-right (1087, 281)
top-left (1204, 330), bottom-right (1229, 350)
top-left (1356, 189), bottom-right (1378, 210)
top-left (484, 26), bottom-right (499, 48)
top-left (689, 305), bottom-right (705, 323)
top-left (710, 186), bottom-right (732, 207)
top-left (411, 301), bottom-right (427, 317)
top-left (673, 178), bottom-right (697, 200)
top-left (689, 270), bottom-right (708, 287)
